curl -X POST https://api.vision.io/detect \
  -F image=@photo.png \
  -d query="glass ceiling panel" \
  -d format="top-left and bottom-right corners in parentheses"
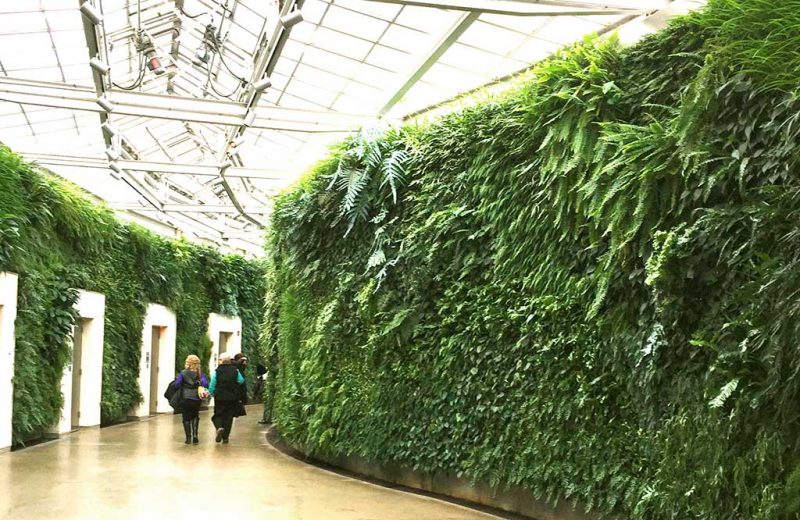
top-left (534, 16), bottom-right (608, 45)
top-left (0, 0), bottom-right (707, 255)
top-left (323, 6), bottom-right (390, 41)
top-left (459, 21), bottom-right (528, 55)
top-left (332, 0), bottom-right (402, 21)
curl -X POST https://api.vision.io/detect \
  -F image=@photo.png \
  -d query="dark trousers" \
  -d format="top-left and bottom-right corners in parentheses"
top-left (181, 399), bottom-right (201, 422)
top-left (212, 399), bottom-right (237, 439)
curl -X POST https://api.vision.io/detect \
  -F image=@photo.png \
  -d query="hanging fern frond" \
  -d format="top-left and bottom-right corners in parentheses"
top-left (381, 149), bottom-right (409, 203)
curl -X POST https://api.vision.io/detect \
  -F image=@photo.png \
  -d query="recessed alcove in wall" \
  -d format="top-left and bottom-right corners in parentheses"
top-left (207, 313), bottom-right (242, 373)
top-left (0, 273), bottom-right (19, 453)
top-left (52, 290), bottom-right (105, 436)
top-left (134, 304), bottom-right (176, 417)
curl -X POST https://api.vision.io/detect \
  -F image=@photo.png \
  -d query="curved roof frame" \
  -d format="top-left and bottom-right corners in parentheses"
top-left (0, 0), bottom-right (704, 256)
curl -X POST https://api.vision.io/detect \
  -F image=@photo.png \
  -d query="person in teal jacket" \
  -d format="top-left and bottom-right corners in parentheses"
top-left (209, 352), bottom-right (245, 444)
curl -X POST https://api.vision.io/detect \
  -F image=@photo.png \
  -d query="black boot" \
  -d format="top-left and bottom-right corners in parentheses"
top-left (182, 421), bottom-right (191, 444)
top-left (192, 417), bottom-right (200, 444)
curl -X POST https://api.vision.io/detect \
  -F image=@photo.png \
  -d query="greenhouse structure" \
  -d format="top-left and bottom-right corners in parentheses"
top-left (2, 0), bottom-right (800, 518)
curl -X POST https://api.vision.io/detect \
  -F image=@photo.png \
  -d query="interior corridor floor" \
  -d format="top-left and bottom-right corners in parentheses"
top-left (0, 407), bottom-right (502, 519)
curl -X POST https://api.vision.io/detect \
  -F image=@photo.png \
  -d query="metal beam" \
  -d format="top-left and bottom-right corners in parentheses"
top-left (498, 0), bottom-right (659, 10)
top-left (78, 0), bottom-right (166, 212)
top-left (21, 153), bottom-right (293, 181)
top-left (0, 77), bottom-right (371, 131)
top-left (364, 0), bottom-right (647, 16)
top-left (112, 203), bottom-right (272, 214)
top-left (402, 8), bottom-right (651, 120)
top-left (379, 12), bottom-right (479, 117)
top-left (212, 0), bottom-right (307, 228)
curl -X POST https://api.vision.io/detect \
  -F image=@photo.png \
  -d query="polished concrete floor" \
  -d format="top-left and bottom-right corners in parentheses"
top-left (0, 407), bottom-right (500, 519)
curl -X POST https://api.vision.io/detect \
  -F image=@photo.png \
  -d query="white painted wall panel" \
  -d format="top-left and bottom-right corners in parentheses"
top-left (0, 273), bottom-right (19, 451)
top-left (54, 290), bottom-right (105, 435)
top-left (134, 304), bottom-right (176, 417)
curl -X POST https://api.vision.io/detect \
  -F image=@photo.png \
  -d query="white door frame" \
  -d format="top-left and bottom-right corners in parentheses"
top-left (0, 273), bottom-right (19, 452)
top-left (134, 304), bottom-right (176, 417)
top-left (206, 313), bottom-right (242, 374)
top-left (53, 290), bottom-right (105, 435)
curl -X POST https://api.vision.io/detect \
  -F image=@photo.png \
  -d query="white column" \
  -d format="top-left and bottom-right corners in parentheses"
top-left (206, 313), bottom-right (242, 373)
top-left (0, 273), bottom-right (19, 452)
top-left (134, 304), bottom-right (176, 417)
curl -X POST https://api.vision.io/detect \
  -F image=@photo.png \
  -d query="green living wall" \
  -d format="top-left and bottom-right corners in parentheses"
top-left (263, 1), bottom-right (800, 518)
top-left (0, 148), bottom-right (265, 445)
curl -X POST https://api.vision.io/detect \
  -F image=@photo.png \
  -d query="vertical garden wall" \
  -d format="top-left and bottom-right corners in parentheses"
top-left (0, 147), bottom-right (265, 445)
top-left (263, 1), bottom-right (800, 518)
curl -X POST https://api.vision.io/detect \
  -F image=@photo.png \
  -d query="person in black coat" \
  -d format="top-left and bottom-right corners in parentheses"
top-left (208, 353), bottom-right (245, 444)
top-left (232, 352), bottom-right (248, 417)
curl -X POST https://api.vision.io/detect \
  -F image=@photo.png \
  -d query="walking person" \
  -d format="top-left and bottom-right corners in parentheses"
top-left (173, 354), bottom-right (208, 444)
top-left (209, 352), bottom-right (245, 444)
top-left (232, 353), bottom-right (249, 418)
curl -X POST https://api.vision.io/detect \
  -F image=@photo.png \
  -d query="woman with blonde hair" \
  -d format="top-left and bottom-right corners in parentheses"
top-left (173, 354), bottom-right (208, 444)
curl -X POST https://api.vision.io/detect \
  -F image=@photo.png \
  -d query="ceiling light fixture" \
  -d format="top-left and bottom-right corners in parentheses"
top-left (79, 2), bottom-right (103, 25)
top-left (105, 147), bottom-right (120, 161)
top-left (252, 76), bottom-right (272, 93)
top-left (145, 49), bottom-right (164, 75)
top-left (89, 57), bottom-right (110, 75)
top-left (136, 32), bottom-right (165, 76)
top-left (231, 135), bottom-right (246, 149)
top-left (96, 96), bottom-right (114, 112)
top-left (280, 10), bottom-right (304, 28)
top-left (101, 122), bottom-right (118, 137)
top-left (193, 43), bottom-right (211, 66)
top-left (193, 24), bottom-right (216, 67)
top-left (109, 162), bottom-right (122, 176)
top-left (243, 109), bottom-right (256, 127)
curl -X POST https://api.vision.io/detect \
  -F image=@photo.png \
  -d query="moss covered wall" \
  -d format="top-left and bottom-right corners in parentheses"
top-left (263, 1), bottom-right (800, 518)
top-left (0, 147), bottom-right (266, 445)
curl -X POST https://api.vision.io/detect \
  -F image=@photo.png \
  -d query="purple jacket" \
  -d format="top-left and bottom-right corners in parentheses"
top-left (174, 371), bottom-right (209, 401)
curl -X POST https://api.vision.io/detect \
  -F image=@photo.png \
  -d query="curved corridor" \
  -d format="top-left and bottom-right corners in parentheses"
top-left (0, 408), bottom-right (501, 520)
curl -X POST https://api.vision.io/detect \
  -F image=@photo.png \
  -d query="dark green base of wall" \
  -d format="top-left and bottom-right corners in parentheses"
top-left (266, 427), bottom-right (598, 520)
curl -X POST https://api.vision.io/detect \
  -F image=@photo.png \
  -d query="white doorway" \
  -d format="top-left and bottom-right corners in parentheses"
top-left (0, 273), bottom-right (18, 452)
top-left (69, 319), bottom-right (91, 430)
top-left (134, 304), bottom-right (176, 418)
top-left (149, 326), bottom-right (164, 414)
top-left (53, 290), bottom-right (105, 436)
top-left (207, 313), bottom-right (241, 373)
top-left (219, 331), bottom-right (232, 355)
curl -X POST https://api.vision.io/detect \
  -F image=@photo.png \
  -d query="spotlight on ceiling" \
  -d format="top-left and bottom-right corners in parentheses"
top-left (231, 135), bottom-right (246, 149)
top-left (252, 76), bottom-right (272, 93)
top-left (243, 109), bottom-right (256, 127)
top-left (280, 10), bottom-right (303, 28)
top-left (105, 147), bottom-right (120, 161)
top-left (193, 44), bottom-right (211, 67)
top-left (193, 24), bottom-right (216, 67)
top-left (137, 33), bottom-right (165, 75)
top-left (101, 122), bottom-right (118, 137)
top-left (89, 57), bottom-right (110, 75)
top-left (80, 2), bottom-right (103, 25)
top-left (109, 162), bottom-right (123, 178)
top-left (96, 96), bottom-right (115, 113)
top-left (145, 51), bottom-right (165, 75)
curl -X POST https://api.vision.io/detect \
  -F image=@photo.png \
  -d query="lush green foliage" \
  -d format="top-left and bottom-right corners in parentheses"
top-left (0, 148), bottom-right (266, 443)
top-left (263, 1), bottom-right (800, 517)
